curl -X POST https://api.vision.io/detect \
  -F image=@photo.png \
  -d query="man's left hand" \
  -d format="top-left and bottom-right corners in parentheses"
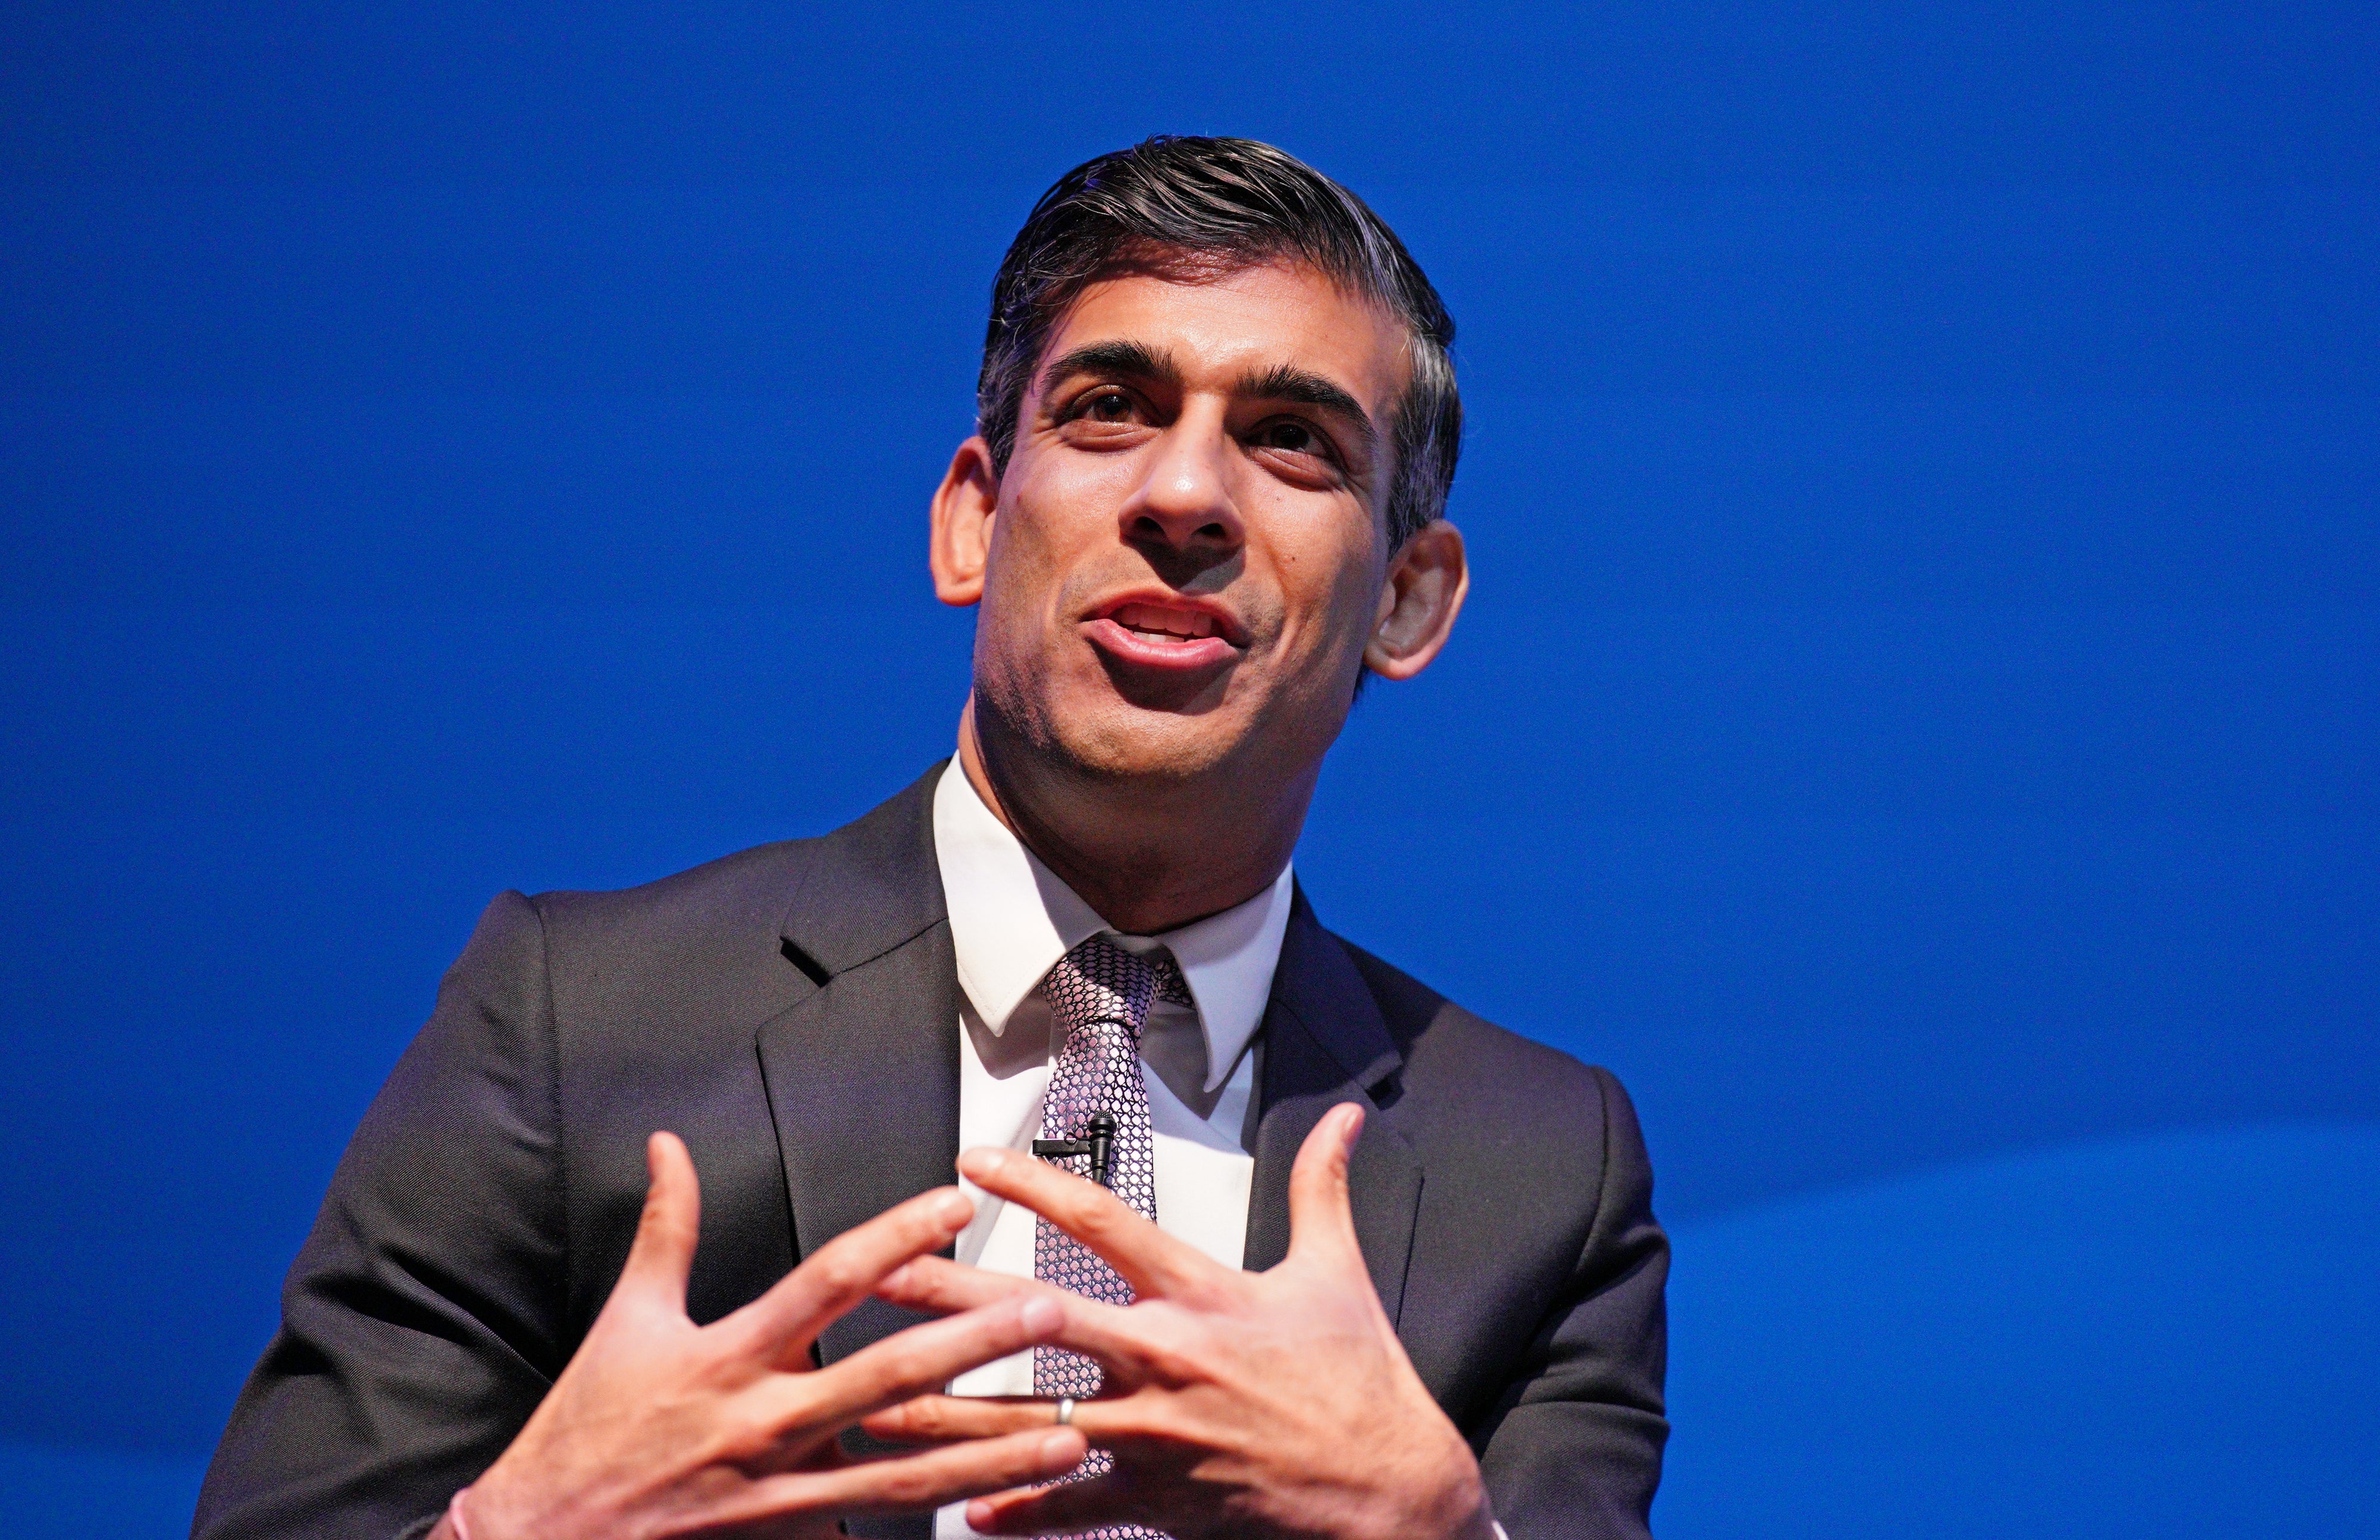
top-left (862, 1103), bottom-right (1498, 1540)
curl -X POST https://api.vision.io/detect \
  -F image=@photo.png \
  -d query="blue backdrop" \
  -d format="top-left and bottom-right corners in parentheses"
top-left (3, 4), bottom-right (2374, 1535)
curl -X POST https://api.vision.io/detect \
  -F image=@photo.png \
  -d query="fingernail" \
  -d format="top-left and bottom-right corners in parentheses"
top-left (935, 1191), bottom-right (973, 1227)
top-left (966, 1500), bottom-right (995, 1527)
top-left (1019, 1296), bottom-right (1062, 1335)
top-left (1039, 1430), bottom-right (1082, 1470)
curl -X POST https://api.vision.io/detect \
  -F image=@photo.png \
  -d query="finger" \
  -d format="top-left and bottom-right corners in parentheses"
top-left (862, 1390), bottom-right (1143, 1447)
top-left (730, 1428), bottom-right (1088, 1524)
top-left (616, 1131), bottom-right (702, 1315)
top-left (728, 1185), bottom-right (975, 1365)
top-left (966, 1470), bottom-right (1138, 1536)
top-left (860, 1394), bottom-right (1048, 1446)
top-left (873, 1272), bottom-right (1163, 1388)
top-left (957, 1146), bottom-right (1218, 1300)
top-left (1283, 1102), bottom-right (1370, 1275)
top-left (876, 1254), bottom-right (1050, 1314)
top-left (787, 1295), bottom-right (1069, 1428)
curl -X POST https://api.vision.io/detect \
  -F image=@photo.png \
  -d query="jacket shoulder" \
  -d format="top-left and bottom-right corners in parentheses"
top-left (519, 760), bottom-right (948, 1007)
top-left (1338, 938), bottom-right (1620, 1116)
top-left (527, 836), bottom-right (811, 948)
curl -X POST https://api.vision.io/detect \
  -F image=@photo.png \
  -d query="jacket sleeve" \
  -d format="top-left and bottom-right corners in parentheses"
top-left (1473, 1067), bottom-right (1670, 1540)
top-left (192, 892), bottom-right (573, 1540)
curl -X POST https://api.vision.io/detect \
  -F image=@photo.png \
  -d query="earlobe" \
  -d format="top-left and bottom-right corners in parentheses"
top-left (929, 437), bottom-right (1001, 607)
top-left (1363, 520), bottom-right (1470, 682)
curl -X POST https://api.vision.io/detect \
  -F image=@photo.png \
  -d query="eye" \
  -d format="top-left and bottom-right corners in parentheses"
top-left (1261, 420), bottom-right (1314, 453)
top-left (1254, 418), bottom-right (1339, 463)
top-left (1052, 384), bottom-right (1154, 447)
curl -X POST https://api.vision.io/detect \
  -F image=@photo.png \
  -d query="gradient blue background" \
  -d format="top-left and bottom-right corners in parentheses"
top-left (3, 3), bottom-right (2375, 1534)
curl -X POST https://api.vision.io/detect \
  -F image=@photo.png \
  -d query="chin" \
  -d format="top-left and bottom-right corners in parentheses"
top-left (980, 644), bottom-right (1239, 778)
top-left (1048, 704), bottom-right (1247, 786)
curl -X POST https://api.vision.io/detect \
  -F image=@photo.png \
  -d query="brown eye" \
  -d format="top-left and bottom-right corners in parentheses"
top-left (1089, 391), bottom-right (1133, 421)
top-left (1263, 421), bottom-right (1315, 453)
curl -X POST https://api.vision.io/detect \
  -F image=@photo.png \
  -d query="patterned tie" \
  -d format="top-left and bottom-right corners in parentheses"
top-left (1031, 934), bottom-right (1189, 1538)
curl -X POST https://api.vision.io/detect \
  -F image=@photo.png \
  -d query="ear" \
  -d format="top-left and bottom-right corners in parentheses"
top-left (1363, 519), bottom-right (1469, 681)
top-left (929, 436), bottom-right (1002, 607)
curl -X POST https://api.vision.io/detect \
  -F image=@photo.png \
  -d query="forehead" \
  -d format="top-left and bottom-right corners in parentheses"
top-left (1037, 260), bottom-right (1411, 417)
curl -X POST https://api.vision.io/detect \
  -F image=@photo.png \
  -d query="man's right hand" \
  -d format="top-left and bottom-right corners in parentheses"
top-left (431, 1131), bottom-right (1088, 1539)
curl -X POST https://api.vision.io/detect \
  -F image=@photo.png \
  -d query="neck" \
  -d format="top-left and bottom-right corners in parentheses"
top-left (957, 697), bottom-right (1308, 935)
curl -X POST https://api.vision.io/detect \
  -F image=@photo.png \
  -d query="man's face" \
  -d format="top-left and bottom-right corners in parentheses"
top-left (960, 259), bottom-right (1413, 789)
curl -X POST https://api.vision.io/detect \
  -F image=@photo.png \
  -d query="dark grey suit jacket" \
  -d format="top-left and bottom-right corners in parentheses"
top-left (193, 766), bottom-right (1668, 1540)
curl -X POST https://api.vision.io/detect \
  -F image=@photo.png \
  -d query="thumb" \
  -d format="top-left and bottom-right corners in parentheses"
top-left (1283, 1102), bottom-right (1368, 1275)
top-left (616, 1130), bottom-right (702, 1316)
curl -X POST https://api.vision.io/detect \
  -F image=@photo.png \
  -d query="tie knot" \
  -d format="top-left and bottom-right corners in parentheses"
top-left (1042, 934), bottom-right (1191, 1044)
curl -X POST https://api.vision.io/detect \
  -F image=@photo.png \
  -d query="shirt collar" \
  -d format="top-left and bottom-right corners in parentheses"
top-left (932, 757), bottom-right (1292, 1093)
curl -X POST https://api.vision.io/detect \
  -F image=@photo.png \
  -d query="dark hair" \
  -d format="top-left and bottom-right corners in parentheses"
top-left (977, 136), bottom-right (1461, 549)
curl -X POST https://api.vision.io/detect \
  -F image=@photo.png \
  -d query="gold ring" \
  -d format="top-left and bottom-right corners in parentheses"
top-left (1054, 1397), bottom-right (1076, 1427)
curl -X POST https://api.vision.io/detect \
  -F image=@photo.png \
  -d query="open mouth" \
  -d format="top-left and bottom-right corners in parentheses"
top-left (1112, 601), bottom-right (1222, 644)
top-left (1083, 595), bottom-right (1244, 672)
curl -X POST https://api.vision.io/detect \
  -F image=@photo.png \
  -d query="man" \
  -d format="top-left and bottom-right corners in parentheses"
top-left (193, 136), bottom-right (1668, 1540)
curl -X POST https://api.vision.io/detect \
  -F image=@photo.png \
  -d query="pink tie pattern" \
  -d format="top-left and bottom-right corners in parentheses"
top-left (1031, 934), bottom-right (1189, 1538)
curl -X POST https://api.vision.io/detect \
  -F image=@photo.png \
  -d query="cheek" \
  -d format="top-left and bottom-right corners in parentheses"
top-left (984, 475), bottom-right (1066, 604)
top-left (1011, 437), bottom-right (1145, 525)
top-left (1273, 519), bottom-right (1386, 661)
top-left (982, 466), bottom-right (1110, 641)
top-left (998, 452), bottom-right (1129, 573)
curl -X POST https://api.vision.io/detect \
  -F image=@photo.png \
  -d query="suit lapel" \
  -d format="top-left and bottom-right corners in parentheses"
top-left (753, 765), bottom-right (962, 1369)
top-left (1243, 890), bottom-right (1423, 1323)
top-left (751, 775), bottom-right (1421, 1348)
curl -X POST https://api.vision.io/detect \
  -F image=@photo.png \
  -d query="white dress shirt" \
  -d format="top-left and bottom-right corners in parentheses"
top-left (927, 760), bottom-right (1507, 1540)
top-left (930, 758), bottom-right (1292, 1539)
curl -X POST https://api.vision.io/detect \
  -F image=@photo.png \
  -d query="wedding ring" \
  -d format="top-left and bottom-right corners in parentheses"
top-left (1054, 1396), bottom-right (1076, 1427)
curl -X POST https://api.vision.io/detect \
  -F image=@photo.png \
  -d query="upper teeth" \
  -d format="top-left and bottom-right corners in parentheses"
top-left (1114, 602), bottom-right (1216, 639)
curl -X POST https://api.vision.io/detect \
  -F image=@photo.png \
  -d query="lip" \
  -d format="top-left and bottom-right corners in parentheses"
top-left (1080, 591), bottom-right (1247, 673)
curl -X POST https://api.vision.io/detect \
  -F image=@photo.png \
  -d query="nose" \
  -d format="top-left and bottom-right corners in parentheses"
top-left (1120, 400), bottom-right (1245, 562)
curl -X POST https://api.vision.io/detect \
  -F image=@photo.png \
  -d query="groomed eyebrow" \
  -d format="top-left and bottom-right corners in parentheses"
top-left (1038, 340), bottom-right (1180, 400)
top-left (1039, 344), bottom-right (1376, 441)
top-left (1235, 363), bottom-right (1376, 443)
